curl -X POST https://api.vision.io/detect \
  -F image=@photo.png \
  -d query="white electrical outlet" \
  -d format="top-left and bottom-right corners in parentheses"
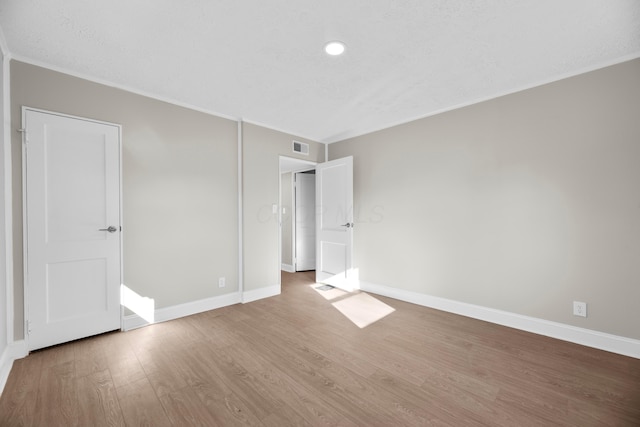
top-left (573, 301), bottom-right (587, 317)
top-left (218, 277), bottom-right (226, 288)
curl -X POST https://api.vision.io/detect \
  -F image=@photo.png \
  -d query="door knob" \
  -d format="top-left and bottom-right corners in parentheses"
top-left (99, 226), bottom-right (118, 233)
top-left (340, 223), bottom-right (353, 228)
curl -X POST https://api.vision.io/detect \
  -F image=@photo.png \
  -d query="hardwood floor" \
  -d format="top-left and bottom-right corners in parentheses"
top-left (1, 271), bottom-right (639, 426)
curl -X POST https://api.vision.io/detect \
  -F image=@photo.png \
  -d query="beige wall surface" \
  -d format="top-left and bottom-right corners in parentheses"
top-left (242, 123), bottom-right (324, 291)
top-left (11, 61), bottom-right (238, 339)
top-left (280, 172), bottom-right (293, 267)
top-left (330, 58), bottom-right (640, 340)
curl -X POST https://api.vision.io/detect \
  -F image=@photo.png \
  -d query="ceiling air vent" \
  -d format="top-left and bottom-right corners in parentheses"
top-left (292, 140), bottom-right (309, 155)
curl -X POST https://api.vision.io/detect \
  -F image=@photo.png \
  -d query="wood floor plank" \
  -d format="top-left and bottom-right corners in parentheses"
top-left (182, 350), bottom-right (266, 427)
top-left (317, 357), bottom-right (433, 425)
top-left (73, 336), bottom-right (110, 379)
top-left (76, 369), bottom-right (125, 427)
top-left (159, 385), bottom-right (223, 426)
top-left (303, 323), bottom-right (432, 386)
top-left (195, 387), bottom-right (264, 427)
top-left (105, 353), bottom-right (147, 390)
top-left (493, 386), bottom-right (569, 426)
top-left (0, 355), bottom-right (43, 426)
top-left (185, 313), bottom-right (248, 349)
top-left (1, 270), bottom-right (639, 426)
top-left (115, 377), bottom-right (171, 427)
top-left (228, 323), bottom-right (399, 425)
top-left (566, 395), bottom-right (640, 426)
top-left (222, 340), bottom-right (360, 426)
top-left (144, 348), bottom-right (189, 398)
top-left (367, 368), bottom-right (462, 426)
top-left (203, 342), bottom-right (288, 421)
top-left (33, 360), bottom-right (78, 427)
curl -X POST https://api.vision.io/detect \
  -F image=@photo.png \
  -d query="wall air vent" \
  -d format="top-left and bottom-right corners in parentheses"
top-left (292, 140), bottom-right (309, 155)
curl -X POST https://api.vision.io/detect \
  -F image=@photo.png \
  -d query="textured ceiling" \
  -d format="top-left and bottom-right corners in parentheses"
top-left (1, 1), bottom-right (639, 143)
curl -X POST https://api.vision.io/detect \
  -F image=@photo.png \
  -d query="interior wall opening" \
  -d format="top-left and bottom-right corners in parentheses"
top-left (279, 156), bottom-right (317, 275)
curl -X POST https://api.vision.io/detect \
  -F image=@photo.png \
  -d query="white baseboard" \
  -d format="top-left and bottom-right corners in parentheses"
top-left (242, 284), bottom-right (281, 303)
top-left (0, 345), bottom-right (12, 397)
top-left (359, 281), bottom-right (640, 359)
top-left (0, 340), bottom-right (28, 397)
top-left (124, 284), bottom-right (285, 331)
top-left (124, 291), bottom-right (242, 331)
top-left (281, 263), bottom-right (295, 273)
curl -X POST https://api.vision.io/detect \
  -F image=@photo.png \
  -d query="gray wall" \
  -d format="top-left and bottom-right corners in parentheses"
top-left (242, 123), bottom-right (324, 291)
top-left (330, 58), bottom-right (640, 340)
top-left (11, 61), bottom-right (239, 339)
top-left (280, 172), bottom-right (293, 267)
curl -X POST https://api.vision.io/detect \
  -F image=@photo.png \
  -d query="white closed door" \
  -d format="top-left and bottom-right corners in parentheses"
top-left (315, 156), bottom-right (355, 290)
top-left (295, 172), bottom-right (316, 271)
top-left (24, 108), bottom-right (121, 351)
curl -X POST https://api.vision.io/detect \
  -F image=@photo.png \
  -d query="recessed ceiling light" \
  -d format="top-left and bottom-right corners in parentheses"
top-left (324, 41), bottom-right (346, 56)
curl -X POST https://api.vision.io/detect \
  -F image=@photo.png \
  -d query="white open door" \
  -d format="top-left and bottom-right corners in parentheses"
top-left (315, 156), bottom-right (356, 290)
top-left (295, 171), bottom-right (316, 271)
top-left (24, 108), bottom-right (121, 350)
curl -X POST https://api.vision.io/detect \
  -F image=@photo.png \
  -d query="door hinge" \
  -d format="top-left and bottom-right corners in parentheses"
top-left (18, 128), bottom-right (28, 145)
top-left (26, 320), bottom-right (32, 335)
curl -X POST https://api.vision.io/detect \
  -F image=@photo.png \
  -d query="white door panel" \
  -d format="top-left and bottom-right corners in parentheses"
top-left (24, 109), bottom-right (121, 350)
top-left (295, 172), bottom-right (316, 271)
top-left (319, 165), bottom-right (346, 230)
top-left (320, 241), bottom-right (346, 275)
top-left (46, 258), bottom-right (107, 321)
top-left (46, 129), bottom-right (109, 242)
top-left (316, 156), bottom-right (355, 290)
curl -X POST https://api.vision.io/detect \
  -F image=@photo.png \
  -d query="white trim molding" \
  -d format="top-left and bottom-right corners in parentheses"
top-left (8, 56), bottom-right (321, 146)
top-left (10, 54), bottom-right (237, 123)
top-left (242, 284), bottom-right (281, 304)
top-left (0, 345), bottom-right (12, 397)
top-left (359, 281), bottom-right (640, 360)
top-left (124, 291), bottom-right (241, 331)
top-left (2, 30), bottom-right (14, 346)
top-left (281, 263), bottom-right (295, 273)
top-left (124, 284), bottom-right (283, 331)
top-left (237, 120), bottom-right (244, 302)
top-left (0, 340), bottom-right (28, 397)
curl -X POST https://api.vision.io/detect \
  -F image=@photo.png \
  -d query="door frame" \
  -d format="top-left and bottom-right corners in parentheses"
top-left (278, 156), bottom-right (316, 277)
top-left (293, 170), bottom-right (316, 271)
top-left (21, 106), bottom-right (124, 346)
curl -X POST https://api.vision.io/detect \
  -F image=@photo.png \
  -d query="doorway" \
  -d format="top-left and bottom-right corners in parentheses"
top-left (294, 170), bottom-right (315, 271)
top-left (279, 156), bottom-right (316, 274)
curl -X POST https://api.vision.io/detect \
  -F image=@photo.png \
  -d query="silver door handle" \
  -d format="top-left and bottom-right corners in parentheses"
top-left (340, 223), bottom-right (353, 228)
top-left (99, 226), bottom-right (117, 233)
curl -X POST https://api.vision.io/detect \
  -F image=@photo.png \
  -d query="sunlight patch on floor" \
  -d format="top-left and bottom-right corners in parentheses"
top-left (331, 292), bottom-right (395, 328)
top-left (309, 284), bottom-right (349, 301)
